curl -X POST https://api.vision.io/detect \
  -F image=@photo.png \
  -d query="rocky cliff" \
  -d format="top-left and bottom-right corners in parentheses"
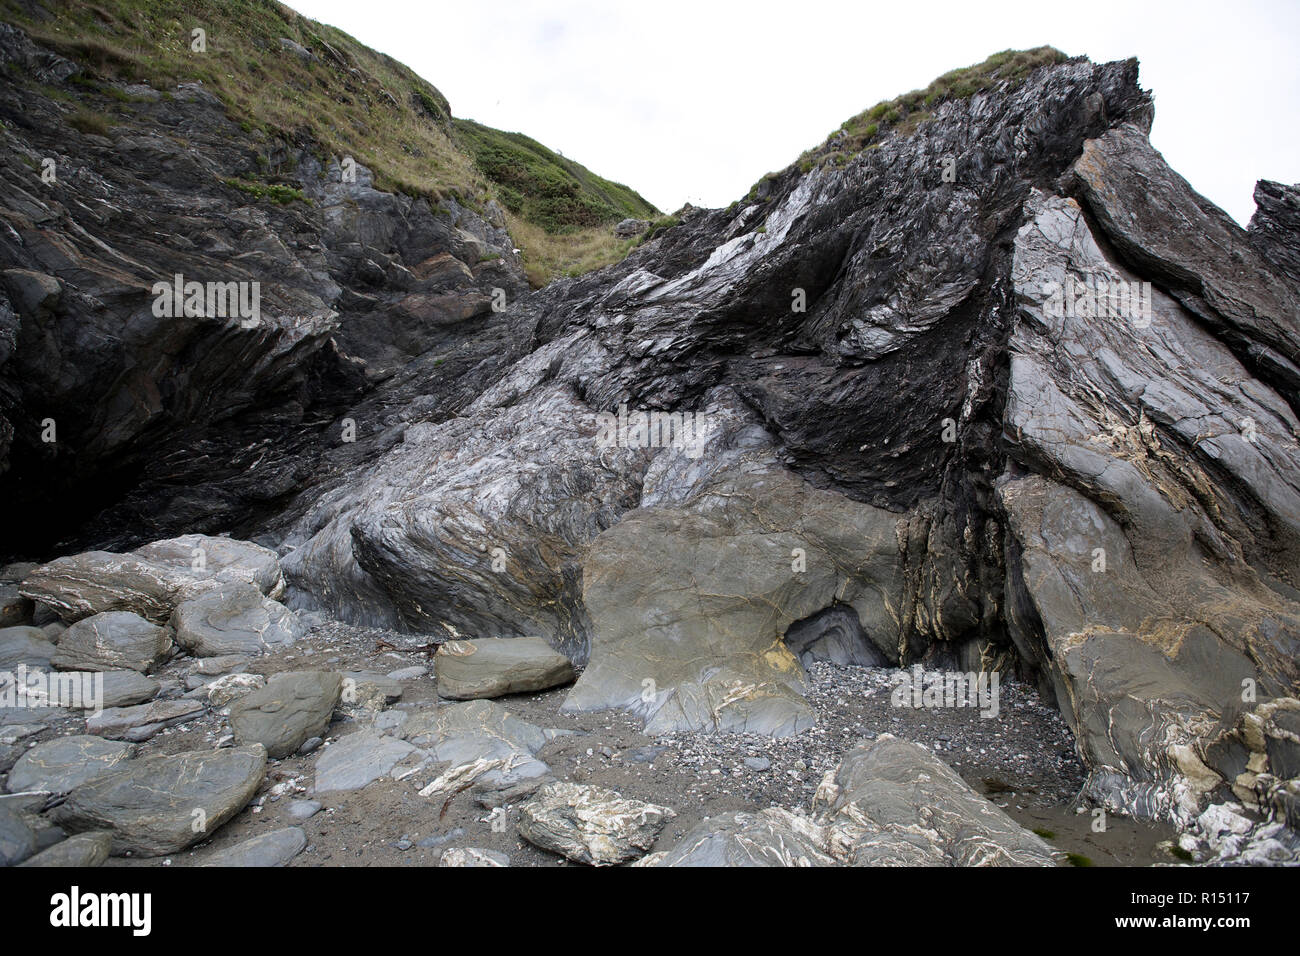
top-left (3, 12), bottom-right (1299, 856)
top-left (273, 53), bottom-right (1300, 833)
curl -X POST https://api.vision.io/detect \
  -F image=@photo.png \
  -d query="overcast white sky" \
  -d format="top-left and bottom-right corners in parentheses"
top-left (290, 0), bottom-right (1298, 224)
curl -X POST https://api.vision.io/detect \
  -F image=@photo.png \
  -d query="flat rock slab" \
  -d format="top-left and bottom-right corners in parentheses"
top-left (230, 671), bottom-right (342, 758)
top-left (314, 730), bottom-right (421, 793)
top-left (53, 745), bottom-right (267, 856)
top-left (6, 735), bottom-right (134, 794)
top-left (50, 611), bottom-right (172, 673)
top-left (86, 699), bottom-right (206, 741)
top-left (192, 655), bottom-right (253, 676)
top-left (517, 781), bottom-right (675, 865)
top-left (0, 626), bottom-right (55, 670)
top-left (93, 670), bottom-right (162, 708)
top-left (201, 826), bottom-right (306, 866)
top-left (434, 637), bottom-right (575, 700)
top-left (171, 584), bottom-right (303, 657)
top-left (0, 706), bottom-right (72, 732)
top-left (19, 552), bottom-right (210, 625)
top-left (19, 830), bottom-right (113, 867)
top-left (401, 699), bottom-right (549, 786)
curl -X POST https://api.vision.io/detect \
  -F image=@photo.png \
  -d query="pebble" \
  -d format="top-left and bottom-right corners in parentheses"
top-left (418, 828), bottom-right (465, 849)
top-left (287, 800), bottom-right (322, 821)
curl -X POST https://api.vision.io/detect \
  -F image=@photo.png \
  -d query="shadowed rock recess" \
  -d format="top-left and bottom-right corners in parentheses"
top-left (2, 16), bottom-right (1299, 867)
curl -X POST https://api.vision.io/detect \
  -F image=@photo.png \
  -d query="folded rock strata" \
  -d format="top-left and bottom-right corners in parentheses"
top-left (2, 33), bottom-right (1297, 838)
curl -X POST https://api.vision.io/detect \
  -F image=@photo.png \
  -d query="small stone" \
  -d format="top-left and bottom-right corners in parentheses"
top-left (386, 665), bottom-right (427, 681)
top-left (418, 828), bottom-right (464, 849)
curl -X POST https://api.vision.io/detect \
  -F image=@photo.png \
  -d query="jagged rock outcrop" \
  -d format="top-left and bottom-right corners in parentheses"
top-left (1249, 180), bottom-right (1300, 286)
top-left (0, 23), bottom-right (526, 556)
top-left (4, 25), bottom-right (1298, 840)
top-left (269, 53), bottom-right (1300, 830)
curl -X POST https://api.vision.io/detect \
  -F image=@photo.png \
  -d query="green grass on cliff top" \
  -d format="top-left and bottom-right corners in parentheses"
top-left (454, 119), bottom-right (656, 235)
top-left (753, 46), bottom-right (1070, 193)
top-left (1, 0), bottom-right (657, 284)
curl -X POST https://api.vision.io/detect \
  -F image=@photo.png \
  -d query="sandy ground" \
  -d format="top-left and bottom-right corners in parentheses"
top-left (75, 621), bottom-right (1177, 867)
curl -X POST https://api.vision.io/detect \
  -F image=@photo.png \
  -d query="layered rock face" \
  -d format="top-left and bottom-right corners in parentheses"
top-left (5, 27), bottom-right (1299, 839)
top-left (273, 55), bottom-right (1300, 828)
top-left (0, 22), bottom-right (526, 556)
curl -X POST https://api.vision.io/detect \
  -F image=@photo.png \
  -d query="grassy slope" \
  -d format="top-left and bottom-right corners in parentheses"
top-left (1, 0), bottom-right (657, 284)
top-left (452, 119), bottom-right (658, 285)
top-left (453, 119), bottom-right (656, 233)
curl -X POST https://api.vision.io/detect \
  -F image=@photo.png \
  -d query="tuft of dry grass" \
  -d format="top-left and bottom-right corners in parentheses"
top-left (506, 213), bottom-right (638, 288)
top-left (66, 107), bottom-right (112, 135)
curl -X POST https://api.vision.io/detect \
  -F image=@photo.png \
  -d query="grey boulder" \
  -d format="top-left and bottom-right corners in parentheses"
top-left (52, 745), bottom-right (267, 856)
top-left (564, 466), bottom-right (901, 736)
top-left (91, 670), bottom-right (162, 708)
top-left (20, 535), bottom-right (284, 625)
top-left (229, 671), bottom-right (342, 758)
top-left (0, 802), bottom-right (37, 865)
top-left (18, 830), bottom-right (113, 867)
top-left (6, 735), bottom-right (134, 794)
top-left (810, 735), bottom-right (1058, 866)
top-left (201, 826), bottom-right (307, 866)
top-left (646, 736), bottom-right (1057, 867)
top-left (50, 611), bottom-right (171, 673)
top-left (434, 637), bottom-right (574, 700)
top-left (170, 584), bottom-right (304, 657)
top-left (517, 781), bottom-right (675, 865)
top-left (0, 626), bottom-right (55, 670)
